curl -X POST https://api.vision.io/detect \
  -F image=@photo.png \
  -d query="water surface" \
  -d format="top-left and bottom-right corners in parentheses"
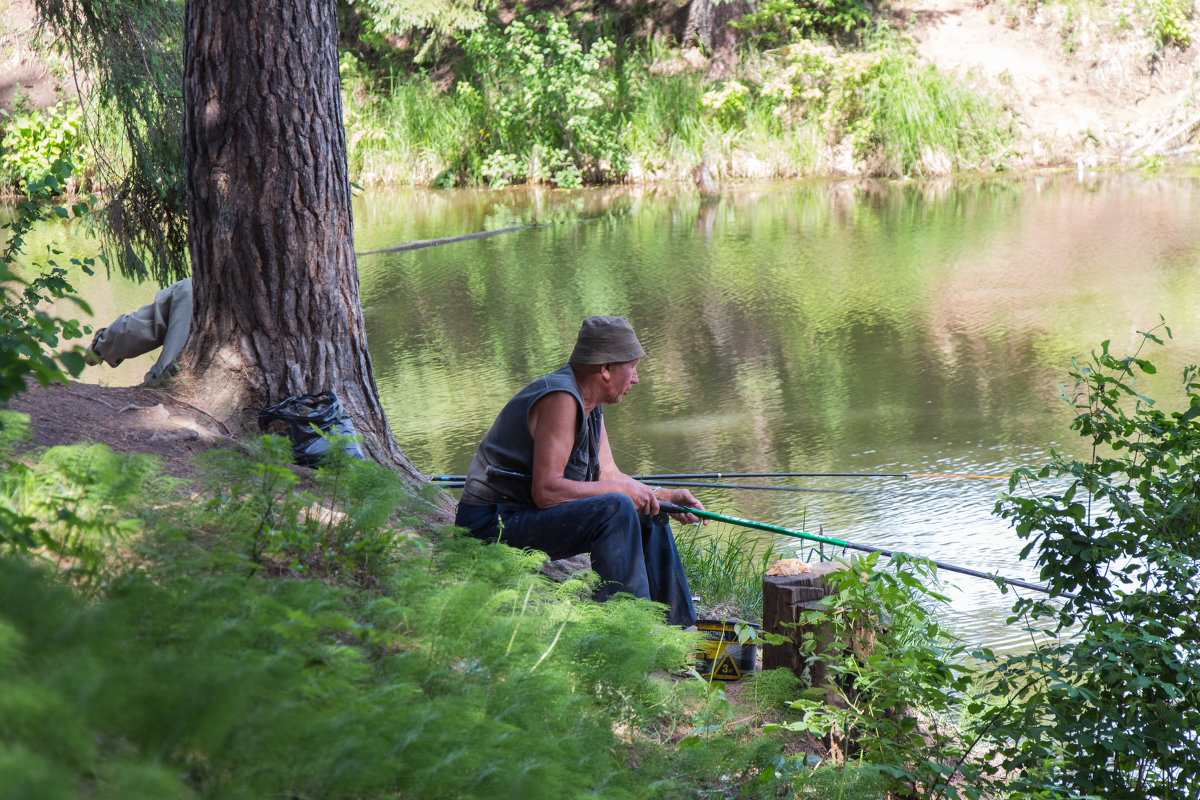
top-left (354, 170), bottom-right (1200, 652)
top-left (51, 169), bottom-right (1200, 652)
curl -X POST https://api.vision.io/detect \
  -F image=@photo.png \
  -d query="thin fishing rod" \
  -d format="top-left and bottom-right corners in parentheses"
top-left (651, 480), bottom-right (862, 495)
top-left (657, 501), bottom-right (1066, 598)
top-left (432, 468), bottom-right (862, 493)
top-left (445, 467), bottom-right (1062, 597)
top-left (427, 471), bottom-right (1009, 482)
top-left (639, 471), bottom-right (1009, 480)
top-left (634, 471), bottom-right (910, 480)
top-left (426, 471), bottom-right (905, 482)
top-left (429, 478), bottom-right (861, 495)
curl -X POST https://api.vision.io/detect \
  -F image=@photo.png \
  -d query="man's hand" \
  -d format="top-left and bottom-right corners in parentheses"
top-left (653, 487), bottom-right (707, 526)
top-left (619, 478), bottom-right (658, 515)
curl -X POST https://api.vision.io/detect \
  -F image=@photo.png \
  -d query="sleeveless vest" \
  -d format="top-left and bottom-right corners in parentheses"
top-left (458, 364), bottom-right (603, 508)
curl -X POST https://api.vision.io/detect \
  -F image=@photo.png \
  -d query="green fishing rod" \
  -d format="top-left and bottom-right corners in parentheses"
top-left (463, 466), bottom-right (1062, 597)
top-left (655, 501), bottom-right (1066, 598)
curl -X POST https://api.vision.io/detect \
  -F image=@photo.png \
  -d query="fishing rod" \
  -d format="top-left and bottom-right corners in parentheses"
top-left (649, 480), bottom-right (862, 495)
top-left (635, 471), bottom-right (909, 480)
top-left (638, 471), bottom-right (1009, 480)
top-left (426, 471), bottom-right (906, 481)
top-left (426, 471), bottom-right (1009, 482)
top-left (430, 476), bottom-right (862, 495)
top-left (656, 500), bottom-right (1066, 598)
top-left (450, 466), bottom-right (1061, 597)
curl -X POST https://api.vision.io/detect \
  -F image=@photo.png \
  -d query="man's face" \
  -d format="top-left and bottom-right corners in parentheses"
top-left (605, 359), bottom-right (640, 403)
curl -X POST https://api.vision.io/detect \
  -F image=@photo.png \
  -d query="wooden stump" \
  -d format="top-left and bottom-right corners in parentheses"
top-left (762, 560), bottom-right (846, 687)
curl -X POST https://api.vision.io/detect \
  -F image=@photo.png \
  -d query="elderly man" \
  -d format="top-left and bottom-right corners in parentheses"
top-left (454, 316), bottom-right (705, 628)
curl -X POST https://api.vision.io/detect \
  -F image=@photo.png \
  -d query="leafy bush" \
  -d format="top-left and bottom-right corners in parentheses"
top-left (0, 103), bottom-right (90, 191)
top-left (194, 433), bottom-right (418, 586)
top-left (0, 429), bottom-right (811, 800)
top-left (700, 79), bottom-right (752, 129)
top-left (461, 12), bottom-right (629, 185)
top-left (735, 0), bottom-right (881, 45)
top-left (771, 552), bottom-right (981, 798)
top-left (0, 428), bottom-right (164, 588)
top-left (0, 157), bottom-right (95, 403)
top-left (976, 326), bottom-right (1200, 798)
top-left (1147, 0), bottom-right (1192, 49)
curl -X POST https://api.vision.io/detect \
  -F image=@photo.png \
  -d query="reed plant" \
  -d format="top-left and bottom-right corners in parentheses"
top-left (341, 63), bottom-right (478, 187)
top-left (620, 69), bottom-right (710, 178)
top-left (675, 524), bottom-right (780, 622)
top-left (856, 26), bottom-right (1015, 176)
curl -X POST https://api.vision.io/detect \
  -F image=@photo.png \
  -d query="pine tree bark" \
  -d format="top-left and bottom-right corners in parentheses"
top-left (685, 0), bottom-right (753, 81)
top-left (179, 0), bottom-right (429, 491)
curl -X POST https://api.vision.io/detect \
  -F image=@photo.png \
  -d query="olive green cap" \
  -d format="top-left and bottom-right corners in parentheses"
top-left (569, 316), bottom-right (646, 364)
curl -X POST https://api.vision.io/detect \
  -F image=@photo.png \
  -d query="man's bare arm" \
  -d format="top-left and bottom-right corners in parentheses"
top-left (528, 392), bottom-right (654, 511)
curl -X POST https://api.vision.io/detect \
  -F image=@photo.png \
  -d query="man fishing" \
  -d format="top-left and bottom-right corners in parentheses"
top-left (454, 315), bottom-right (704, 627)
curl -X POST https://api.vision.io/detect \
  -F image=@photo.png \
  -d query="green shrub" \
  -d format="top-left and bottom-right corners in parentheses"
top-left (734, 0), bottom-right (881, 45)
top-left (461, 12), bottom-right (629, 185)
top-left (0, 104), bottom-right (90, 192)
top-left (700, 79), bottom-right (752, 129)
top-left (0, 157), bottom-right (95, 403)
top-left (193, 433), bottom-right (421, 586)
top-left (1148, 0), bottom-right (1192, 49)
top-left (771, 552), bottom-right (981, 798)
top-left (0, 431), bottom-right (164, 587)
top-left (978, 326), bottom-right (1200, 798)
top-left (0, 427), bottom-right (810, 800)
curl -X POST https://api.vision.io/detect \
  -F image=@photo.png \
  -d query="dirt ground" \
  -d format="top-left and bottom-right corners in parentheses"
top-left (5, 0), bottom-right (1199, 474)
top-left (7, 380), bottom-right (238, 480)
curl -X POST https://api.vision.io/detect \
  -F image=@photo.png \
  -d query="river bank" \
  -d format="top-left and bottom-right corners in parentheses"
top-left (2, 0), bottom-right (1198, 194)
top-left (339, 0), bottom-right (1200, 186)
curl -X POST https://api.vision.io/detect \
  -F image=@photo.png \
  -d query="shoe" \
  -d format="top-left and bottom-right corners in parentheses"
top-left (85, 328), bottom-right (106, 366)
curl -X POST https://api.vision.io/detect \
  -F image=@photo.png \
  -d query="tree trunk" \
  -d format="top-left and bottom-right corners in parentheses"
top-left (685, 0), bottom-right (752, 82)
top-left (179, 0), bottom-right (430, 494)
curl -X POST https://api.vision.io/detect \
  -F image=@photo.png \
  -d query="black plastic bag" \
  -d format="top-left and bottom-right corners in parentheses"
top-left (255, 390), bottom-right (365, 466)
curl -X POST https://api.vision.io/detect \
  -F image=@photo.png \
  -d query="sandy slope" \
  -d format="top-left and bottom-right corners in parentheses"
top-left (898, 0), bottom-right (1200, 167)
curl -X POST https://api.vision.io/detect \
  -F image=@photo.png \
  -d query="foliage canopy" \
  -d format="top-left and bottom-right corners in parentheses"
top-left (34, 0), bottom-right (188, 285)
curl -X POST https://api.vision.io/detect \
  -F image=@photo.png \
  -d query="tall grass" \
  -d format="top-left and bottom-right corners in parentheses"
top-left (676, 525), bottom-right (780, 622)
top-left (621, 69), bottom-right (711, 177)
top-left (859, 26), bottom-right (1014, 176)
top-left (340, 24), bottom-right (1015, 186)
top-left (342, 70), bottom-right (478, 186)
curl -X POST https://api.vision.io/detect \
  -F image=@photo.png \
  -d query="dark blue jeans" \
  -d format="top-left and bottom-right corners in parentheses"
top-left (455, 492), bottom-right (697, 628)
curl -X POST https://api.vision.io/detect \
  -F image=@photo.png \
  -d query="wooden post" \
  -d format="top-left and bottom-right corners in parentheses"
top-left (762, 560), bottom-right (846, 687)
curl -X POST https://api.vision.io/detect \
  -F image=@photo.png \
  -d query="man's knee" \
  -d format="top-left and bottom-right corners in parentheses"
top-left (594, 492), bottom-right (638, 522)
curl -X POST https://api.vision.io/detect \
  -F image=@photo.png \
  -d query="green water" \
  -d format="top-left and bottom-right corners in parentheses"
top-left (353, 170), bottom-right (1200, 651)
top-left (44, 168), bottom-right (1200, 651)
